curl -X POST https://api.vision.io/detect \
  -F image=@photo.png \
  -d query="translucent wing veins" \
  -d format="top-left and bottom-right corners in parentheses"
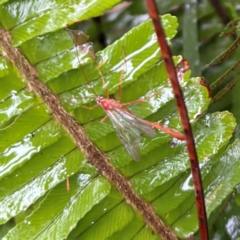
top-left (106, 108), bottom-right (155, 161)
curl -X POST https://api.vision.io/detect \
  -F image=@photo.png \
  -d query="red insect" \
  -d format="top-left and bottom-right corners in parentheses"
top-left (67, 29), bottom-right (186, 161)
top-left (95, 95), bottom-right (185, 161)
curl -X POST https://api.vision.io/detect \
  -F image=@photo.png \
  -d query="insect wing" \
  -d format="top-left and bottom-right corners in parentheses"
top-left (106, 108), bottom-right (155, 161)
top-left (115, 108), bottom-right (155, 137)
top-left (106, 110), bottom-right (142, 161)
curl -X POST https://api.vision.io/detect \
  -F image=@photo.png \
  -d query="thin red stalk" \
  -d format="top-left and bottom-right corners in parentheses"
top-left (145, 0), bottom-right (209, 239)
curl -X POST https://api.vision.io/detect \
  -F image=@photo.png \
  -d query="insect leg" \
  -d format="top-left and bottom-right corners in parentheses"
top-left (100, 115), bottom-right (109, 123)
top-left (81, 104), bottom-right (100, 110)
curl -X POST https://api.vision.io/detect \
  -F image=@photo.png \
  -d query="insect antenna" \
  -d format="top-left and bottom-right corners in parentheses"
top-left (66, 28), bottom-right (98, 97)
top-left (117, 46), bottom-right (127, 102)
top-left (75, 46), bottom-right (98, 97)
top-left (95, 61), bottom-right (110, 98)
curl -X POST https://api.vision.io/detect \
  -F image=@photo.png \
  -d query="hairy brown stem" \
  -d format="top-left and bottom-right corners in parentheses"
top-left (145, 0), bottom-right (209, 239)
top-left (0, 27), bottom-right (177, 240)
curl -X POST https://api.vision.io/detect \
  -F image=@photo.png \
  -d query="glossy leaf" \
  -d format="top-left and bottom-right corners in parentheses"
top-left (0, 1), bottom-right (240, 239)
top-left (0, 0), bottom-right (122, 46)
